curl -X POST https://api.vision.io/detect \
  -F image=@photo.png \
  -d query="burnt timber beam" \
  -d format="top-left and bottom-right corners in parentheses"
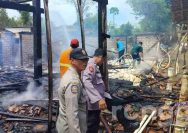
top-left (17, 0), bottom-right (32, 3)
top-left (77, 0), bottom-right (86, 49)
top-left (43, 0), bottom-right (54, 132)
top-left (93, 0), bottom-right (109, 89)
top-left (0, 111), bottom-right (48, 121)
top-left (0, 1), bottom-right (44, 13)
top-left (33, 0), bottom-right (42, 80)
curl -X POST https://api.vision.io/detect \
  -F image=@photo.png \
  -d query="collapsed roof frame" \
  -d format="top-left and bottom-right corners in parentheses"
top-left (0, 0), bottom-right (43, 80)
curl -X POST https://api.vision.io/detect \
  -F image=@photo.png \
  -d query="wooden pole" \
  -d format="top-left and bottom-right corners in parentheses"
top-left (33, 0), bottom-right (42, 80)
top-left (98, 0), bottom-right (108, 89)
top-left (125, 36), bottom-right (128, 53)
top-left (43, 0), bottom-right (53, 132)
top-left (77, 0), bottom-right (85, 49)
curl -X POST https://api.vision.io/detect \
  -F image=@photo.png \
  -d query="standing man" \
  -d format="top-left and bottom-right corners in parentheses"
top-left (59, 38), bottom-right (79, 77)
top-left (131, 41), bottom-right (143, 67)
top-left (56, 48), bottom-right (89, 133)
top-left (116, 37), bottom-right (125, 65)
top-left (82, 48), bottom-right (107, 133)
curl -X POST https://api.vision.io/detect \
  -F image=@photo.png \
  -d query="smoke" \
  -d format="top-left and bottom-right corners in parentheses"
top-left (42, 5), bottom-right (74, 72)
top-left (135, 46), bottom-right (163, 74)
top-left (1, 80), bottom-right (47, 106)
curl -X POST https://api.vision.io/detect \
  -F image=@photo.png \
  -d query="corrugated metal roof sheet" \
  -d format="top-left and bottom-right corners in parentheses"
top-left (5, 27), bottom-right (31, 34)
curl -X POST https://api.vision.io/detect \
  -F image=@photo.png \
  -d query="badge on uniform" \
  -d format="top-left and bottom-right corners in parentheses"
top-left (82, 50), bottom-right (86, 55)
top-left (89, 66), bottom-right (94, 73)
top-left (71, 85), bottom-right (78, 94)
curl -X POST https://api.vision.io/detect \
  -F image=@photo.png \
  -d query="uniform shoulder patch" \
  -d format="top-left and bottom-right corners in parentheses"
top-left (71, 85), bottom-right (78, 94)
top-left (89, 66), bottom-right (94, 73)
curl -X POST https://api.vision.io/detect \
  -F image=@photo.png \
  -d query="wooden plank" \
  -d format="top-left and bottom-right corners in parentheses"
top-left (177, 30), bottom-right (188, 33)
top-left (6, 118), bottom-right (48, 122)
top-left (0, 1), bottom-right (44, 13)
top-left (17, 0), bottom-right (32, 3)
top-left (0, 111), bottom-right (48, 121)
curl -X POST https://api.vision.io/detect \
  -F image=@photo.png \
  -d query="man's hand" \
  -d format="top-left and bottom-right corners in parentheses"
top-left (99, 99), bottom-right (107, 110)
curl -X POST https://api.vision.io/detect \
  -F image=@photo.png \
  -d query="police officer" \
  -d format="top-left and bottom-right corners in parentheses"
top-left (56, 48), bottom-right (89, 133)
top-left (82, 48), bottom-right (107, 133)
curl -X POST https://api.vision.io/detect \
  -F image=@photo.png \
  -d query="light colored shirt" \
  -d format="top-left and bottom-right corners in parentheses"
top-left (116, 41), bottom-right (125, 52)
top-left (56, 66), bottom-right (87, 133)
top-left (82, 58), bottom-right (106, 110)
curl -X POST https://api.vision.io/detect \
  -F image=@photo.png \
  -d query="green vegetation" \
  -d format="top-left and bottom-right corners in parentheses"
top-left (19, 11), bottom-right (32, 26)
top-left (127, 0), bottom-right (172, 33)
top-left (0, 8), bottom-right (32, 30)
top-left (107, 0), bottom-right (172, 37)
top-left (110, 7), bottom-right (119, 28)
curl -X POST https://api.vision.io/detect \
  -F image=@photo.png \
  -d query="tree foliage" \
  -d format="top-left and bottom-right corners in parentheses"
top-left (8, 17), bottom-right (19, 27)
top-left (108, 22), bottom-right (134, 37)
top-left (110, 7), bottom-right (119, 27)
top-left (0, 9), bottom-right (9, 30)
top-left (19, 11), bottom-right (32, 26)
top-left (66, 0), bottom-right (95, 18)
top-left (84, 13), bottom-right (97, 32)
top-left (0, 9), bottom-right (32, 29)
top-left (127, 0), bottom-right (172, 33)
top-left (120, 22), bottom-right (134, 36)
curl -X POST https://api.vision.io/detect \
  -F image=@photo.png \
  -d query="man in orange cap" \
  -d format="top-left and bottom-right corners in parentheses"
top-left (59, 39), bottom-right (79, 77)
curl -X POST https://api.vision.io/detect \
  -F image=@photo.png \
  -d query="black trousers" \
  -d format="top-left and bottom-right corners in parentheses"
top-left (118, 50), bottom-right (125, 63)
top-left (86, 110), bottom-right (101, 133)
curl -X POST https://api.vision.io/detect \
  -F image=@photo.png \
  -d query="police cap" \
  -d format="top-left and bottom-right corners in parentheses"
top-left (94, 48), bottom-right (107, 57)
top-left (70, 48), bottom-right (89, 60)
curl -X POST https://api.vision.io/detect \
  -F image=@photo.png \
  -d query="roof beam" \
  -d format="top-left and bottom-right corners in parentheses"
top-left (0, 1), bottom-right (44, 13)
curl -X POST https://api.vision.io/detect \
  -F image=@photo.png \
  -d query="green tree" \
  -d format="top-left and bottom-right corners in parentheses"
top-left (119, 22), bottom-right (134, 36)
top-left (66, 0), bottom-right (95, 19)
top-left (0, 9), bottom-right (9, 30)
top-left (19, 11), bottom-right (32, 26)
top-left (8, 17), bottom-right (19, 27)
top-left (127, 0), bottom-right (172, 33)
top-left (84, 13), bottom-right (98, 33)
top-left (110, 7), bottom-right (119, 27)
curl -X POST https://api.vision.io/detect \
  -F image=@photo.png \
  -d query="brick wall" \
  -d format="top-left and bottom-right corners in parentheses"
top-left (0, 31), bottom-right (47, 68)
top-left (21, 33), bottom-right (33, 66)
top-left (0, 37), bottom-right (2, 66)
top-left (1, 31), bottom-right (21, 67)
top-left (21, 33), bottom-right (48, 67)
top-left (136, 35), bottom-right (160, 55)
top-left (1, 31), bottom-right (14, 66)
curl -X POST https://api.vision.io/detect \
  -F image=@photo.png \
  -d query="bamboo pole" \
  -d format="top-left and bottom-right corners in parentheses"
top-left (43, 0), bottom-right (53, 132)
top-left (77, 0), bottom-right (85, 49)
top-left (137, 110), bottom-right (156, 133)
top-left (134, 115), bottom-right (149, 133)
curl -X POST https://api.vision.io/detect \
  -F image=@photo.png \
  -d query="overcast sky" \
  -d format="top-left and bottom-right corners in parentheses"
top-left (7, 0), bottom-right (139, 27)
